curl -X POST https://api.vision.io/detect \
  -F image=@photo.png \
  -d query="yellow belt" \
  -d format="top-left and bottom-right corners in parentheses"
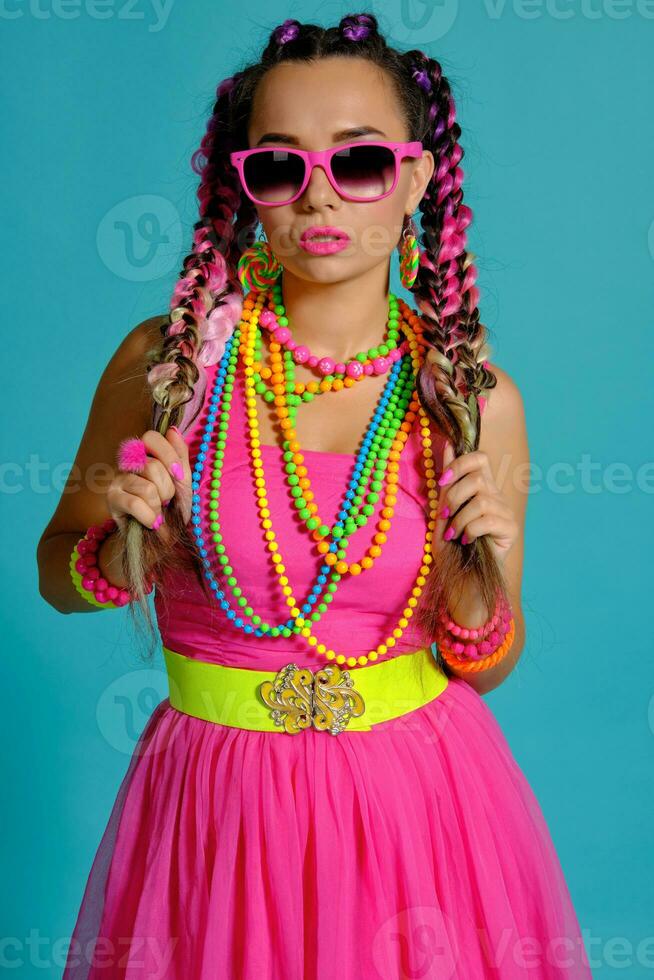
top-left (163, 644), bottom-right (448, 735)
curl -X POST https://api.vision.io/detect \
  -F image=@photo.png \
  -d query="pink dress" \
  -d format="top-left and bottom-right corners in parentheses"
top-left (63, 359), bottom-right (592, 979)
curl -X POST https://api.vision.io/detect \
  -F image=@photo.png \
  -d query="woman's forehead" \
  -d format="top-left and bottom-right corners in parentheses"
top-left (249, 59), bottom-right (402, 142)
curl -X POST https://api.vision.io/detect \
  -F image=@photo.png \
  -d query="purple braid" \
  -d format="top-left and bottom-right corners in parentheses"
top-left (273, 19), bottom-right (301, 45)
top-left (340, 13), bottom-right (376, 41)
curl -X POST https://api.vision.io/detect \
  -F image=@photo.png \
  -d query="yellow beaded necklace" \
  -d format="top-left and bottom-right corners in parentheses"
top-left (240, 290), bottom-right (440, 668)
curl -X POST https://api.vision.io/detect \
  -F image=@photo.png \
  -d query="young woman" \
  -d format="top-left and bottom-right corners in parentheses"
top-left (38, 13), bottom-right (591, 979)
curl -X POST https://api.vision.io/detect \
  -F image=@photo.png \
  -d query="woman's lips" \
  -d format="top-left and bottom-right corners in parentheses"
top-left (298, 237), bottom-right (349, 255)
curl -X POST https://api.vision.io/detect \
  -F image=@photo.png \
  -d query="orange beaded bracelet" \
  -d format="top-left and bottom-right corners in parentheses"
top-left (437, 617), bottom-right (516, 673)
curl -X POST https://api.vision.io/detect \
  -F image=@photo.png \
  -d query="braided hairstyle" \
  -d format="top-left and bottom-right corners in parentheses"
top-left (122, 10), bottom-right (506, 661)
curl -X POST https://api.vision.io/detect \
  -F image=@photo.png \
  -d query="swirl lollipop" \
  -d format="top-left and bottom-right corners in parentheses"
top-left (237, 240), bottom-right (282, 292)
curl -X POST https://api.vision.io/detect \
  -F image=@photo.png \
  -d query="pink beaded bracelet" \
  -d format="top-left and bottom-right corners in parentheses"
top-left (434, 592), bottom-right (514, 662)
top-left (69, 519), bottom-right (153, 608)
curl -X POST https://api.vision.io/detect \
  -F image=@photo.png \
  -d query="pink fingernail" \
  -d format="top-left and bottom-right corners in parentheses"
top-left (461, 532), bottom-right (469, 544)
top-left (443, 526), bottom-right (456, 541)
top-left (439, 505), bottom-right (450, 519)
top-left (438, 468), bottom-right (454, 486)
top-left (152, 513), bottom-right (164, 530)
top-left (163, 499), bottom-right (171, 508)
top-left (170, 461), bottom-right (184, 480)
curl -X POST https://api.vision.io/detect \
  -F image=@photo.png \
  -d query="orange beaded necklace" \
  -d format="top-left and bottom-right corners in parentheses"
top-left (238, 289), bottom-right (439, 667)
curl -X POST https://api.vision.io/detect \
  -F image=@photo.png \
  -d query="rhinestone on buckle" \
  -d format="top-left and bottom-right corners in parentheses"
top-left (258, 662), bottom-right (366, 735)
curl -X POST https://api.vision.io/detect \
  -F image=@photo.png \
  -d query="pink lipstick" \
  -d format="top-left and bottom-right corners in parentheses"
top-left (299, 226), bottom-right (350, 255)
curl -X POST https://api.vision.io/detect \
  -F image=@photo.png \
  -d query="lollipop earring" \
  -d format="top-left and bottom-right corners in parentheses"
top-left (237, 237), bottom-right (282, 292)
top-left (399, 218), bottom-right (420, 289)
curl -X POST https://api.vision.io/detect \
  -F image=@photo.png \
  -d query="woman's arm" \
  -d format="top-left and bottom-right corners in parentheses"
top-left (439, 363), bottom-right (530, 695)
top-left (36, 315), bottom-right (167, 613)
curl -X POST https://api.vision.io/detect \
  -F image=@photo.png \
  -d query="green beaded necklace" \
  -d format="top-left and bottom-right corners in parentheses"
top-left (202, 318), bottom-right (417, 636)
top-left (276, 332), bottom-right (416, 545)
top-left (253, 287), bottom-right (404, 399)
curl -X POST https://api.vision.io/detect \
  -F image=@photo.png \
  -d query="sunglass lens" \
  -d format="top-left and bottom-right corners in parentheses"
top-left (332, 144), bottom-right (395, 199)
top-left (243, 150), bottom-right (304, 203)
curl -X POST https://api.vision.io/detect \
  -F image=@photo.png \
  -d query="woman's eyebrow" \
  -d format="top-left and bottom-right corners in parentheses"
top-left (254, 126), bottom-right (388, 146)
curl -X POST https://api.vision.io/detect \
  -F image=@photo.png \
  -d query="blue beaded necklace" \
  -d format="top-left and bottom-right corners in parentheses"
top-left (190, 326), bottom-right (412, 638)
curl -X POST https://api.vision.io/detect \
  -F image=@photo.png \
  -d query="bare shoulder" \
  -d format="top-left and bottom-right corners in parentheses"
top-left (37, 314), bottom-right (169, 546)
top-left (104, 314), bottom-right (168, 380)
top-left (90, 313), bottom-right (169, 424)
top-left (481, 362), bottom-right (526, 429)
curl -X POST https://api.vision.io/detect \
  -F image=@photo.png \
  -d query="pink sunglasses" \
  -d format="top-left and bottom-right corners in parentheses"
top-left (229, 140), bottom-right (423, 206)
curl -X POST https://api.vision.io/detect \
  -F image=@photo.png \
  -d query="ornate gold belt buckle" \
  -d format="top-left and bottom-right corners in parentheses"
top-left (258, 662), bottom-right (366, 735)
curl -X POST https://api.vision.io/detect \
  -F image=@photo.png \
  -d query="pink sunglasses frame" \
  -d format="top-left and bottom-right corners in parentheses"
top-left (229, 140), bottom-right (424, 206)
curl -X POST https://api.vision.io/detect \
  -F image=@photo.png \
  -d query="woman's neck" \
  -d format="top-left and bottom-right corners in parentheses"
top-left (277, 265), bottom-right (393, 362)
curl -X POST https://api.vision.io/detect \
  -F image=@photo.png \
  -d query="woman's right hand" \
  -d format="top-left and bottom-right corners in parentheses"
top-left (107, 427), bottom-right (193, 540)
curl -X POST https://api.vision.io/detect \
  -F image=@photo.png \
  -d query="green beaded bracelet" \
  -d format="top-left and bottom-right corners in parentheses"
top-left (68, 519), bottom-right (147, 609)
top-left (69, 539), bottom-right (121, 609)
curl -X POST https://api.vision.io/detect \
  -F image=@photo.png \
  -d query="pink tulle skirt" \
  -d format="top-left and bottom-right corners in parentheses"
top-left (62, 675), bottom-right (591, 979)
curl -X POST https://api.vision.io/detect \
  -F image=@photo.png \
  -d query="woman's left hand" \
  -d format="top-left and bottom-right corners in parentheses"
top-left (432, 439), bottom-right (519, 565)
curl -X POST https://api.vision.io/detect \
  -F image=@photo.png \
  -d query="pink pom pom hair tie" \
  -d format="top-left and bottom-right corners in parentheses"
top-left (117, 437), bottom-right (149, 474)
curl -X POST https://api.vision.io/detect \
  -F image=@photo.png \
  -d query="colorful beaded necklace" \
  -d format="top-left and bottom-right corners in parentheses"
top-left (190, 289), bottom-right (439, 667)
top-left (191, 306), bottom-right (414, 635)
top-left (251, 296), bottom-right (419, 565)
top-left (256, 285), bottom-right (409, 390)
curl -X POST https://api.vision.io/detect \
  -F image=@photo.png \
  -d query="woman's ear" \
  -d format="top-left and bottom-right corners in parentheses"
top-left (407, 150), bottom-right (435, 213)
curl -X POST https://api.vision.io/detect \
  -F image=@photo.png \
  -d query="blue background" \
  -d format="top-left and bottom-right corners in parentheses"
top-left (2, 0), bottom-right (652, 975)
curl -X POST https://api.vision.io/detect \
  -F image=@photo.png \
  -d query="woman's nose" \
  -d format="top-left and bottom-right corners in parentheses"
top-left (300, 164), bottom-right (340, 208)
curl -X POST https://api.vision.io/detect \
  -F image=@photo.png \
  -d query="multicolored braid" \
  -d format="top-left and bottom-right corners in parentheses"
top-left (405, 52), bottom-right (492, 445)
top-left (399, 47), bottom-right (506, 641)
top-left (121, 72), bottom-right (259, 652)
top-left (125, 11), bottom-right (506, 660)
top-left (146, 73), bottom-right (258, 434)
